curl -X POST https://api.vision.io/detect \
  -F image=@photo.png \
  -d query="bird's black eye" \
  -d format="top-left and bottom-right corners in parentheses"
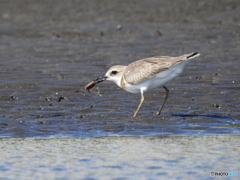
top-left (111, 70), bottom-right (118, 75)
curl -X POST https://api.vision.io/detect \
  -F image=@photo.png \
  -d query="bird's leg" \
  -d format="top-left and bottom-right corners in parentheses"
top-left (133, 90), bottom-right (145, 117)
top-left (156, 85), bottom-right (169, 115)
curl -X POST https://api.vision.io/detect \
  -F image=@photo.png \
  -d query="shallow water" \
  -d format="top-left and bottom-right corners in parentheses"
top-left (0, 135), bottom-right (239, 180)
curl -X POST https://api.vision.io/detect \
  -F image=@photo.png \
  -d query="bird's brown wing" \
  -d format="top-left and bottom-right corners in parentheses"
top-left (124, 53), bottom-right (197, 85)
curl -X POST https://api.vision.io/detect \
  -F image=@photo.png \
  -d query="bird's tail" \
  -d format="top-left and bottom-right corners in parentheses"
top-left (186, 52), bottom-right (201, 59)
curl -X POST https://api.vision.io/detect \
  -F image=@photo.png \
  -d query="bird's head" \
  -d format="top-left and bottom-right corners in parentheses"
top-left (104, 65), bottom-right (127, 87)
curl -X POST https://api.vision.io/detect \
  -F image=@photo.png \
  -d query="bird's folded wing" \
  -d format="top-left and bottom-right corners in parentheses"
top-left (124, 55), bottom-right (188, 85)
top-left (124, 52), bottom-right (199, 85)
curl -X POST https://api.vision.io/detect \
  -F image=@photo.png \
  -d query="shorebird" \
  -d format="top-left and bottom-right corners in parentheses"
top-left (102, 52), bottom-right (200, 117)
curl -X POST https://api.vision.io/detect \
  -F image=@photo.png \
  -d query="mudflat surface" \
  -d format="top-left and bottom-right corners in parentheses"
top-left (1, 1), bottom-right (240, 179)
top-left (1, 0), bottom-right (240, 137)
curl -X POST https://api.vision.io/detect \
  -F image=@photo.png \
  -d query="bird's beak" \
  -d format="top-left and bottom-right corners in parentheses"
top-left (103, 76), bottom-right (108, 81)
top-left (95, 76), bottom-right (107, 84)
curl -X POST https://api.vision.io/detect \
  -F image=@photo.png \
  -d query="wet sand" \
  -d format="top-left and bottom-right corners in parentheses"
top-left (0, 0), bottom-right (240, 179)
top-left (0, 0), bottom-right (240, 137)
